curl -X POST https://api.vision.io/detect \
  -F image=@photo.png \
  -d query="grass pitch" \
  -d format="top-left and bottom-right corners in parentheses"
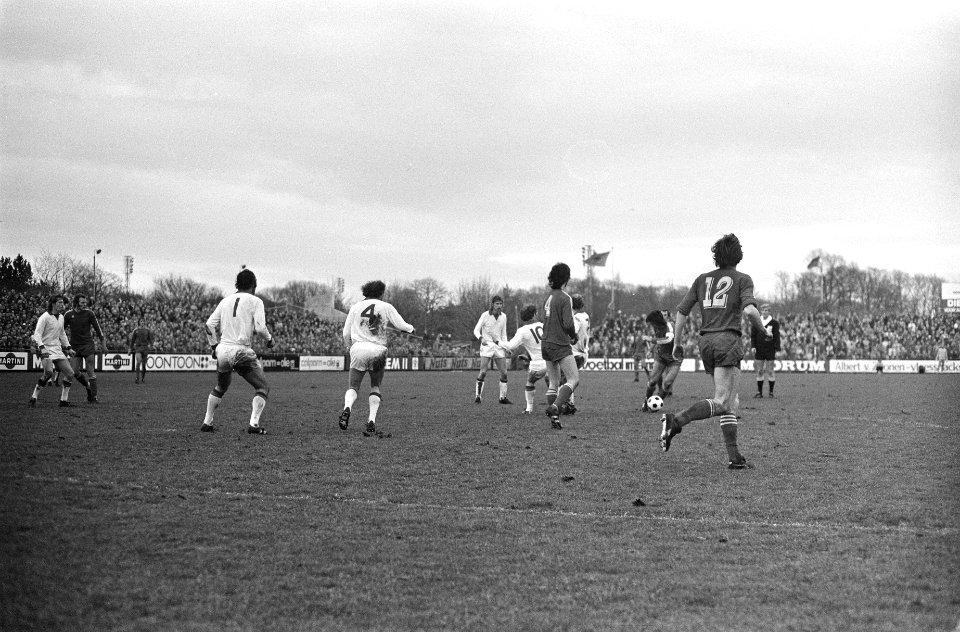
top-left (2, 370), bottom-right (959, 631)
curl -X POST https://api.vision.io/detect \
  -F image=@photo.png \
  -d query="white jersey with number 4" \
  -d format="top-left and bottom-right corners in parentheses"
top-left (500, 322), bottom-right (546, 371)
top-left (205, 292), bottom-right (272, 348)
top-left (343, 298), bottom-right (413, 347)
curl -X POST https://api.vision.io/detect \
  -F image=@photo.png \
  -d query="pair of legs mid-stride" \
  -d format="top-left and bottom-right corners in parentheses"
top-left (200, 347), bottom-right (270, 435)
top-left (659, 332), bottom-right (751, 470)
top-left (544, 354), bottom-right (579, 430)
top-left (29, 356), bottom-right (89, 407)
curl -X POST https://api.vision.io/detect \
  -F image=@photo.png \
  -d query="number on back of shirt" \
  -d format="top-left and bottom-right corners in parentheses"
top-left (702, 276), bottom-right (732, 309)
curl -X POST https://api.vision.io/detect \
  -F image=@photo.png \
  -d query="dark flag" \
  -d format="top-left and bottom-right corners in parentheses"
top-left (584, 250), bottom-right (610, 267)
top-left (807, 256), bottom-right (821, 270)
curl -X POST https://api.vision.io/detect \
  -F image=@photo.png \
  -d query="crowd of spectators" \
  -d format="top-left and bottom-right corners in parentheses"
top-left (0, 290), bottom-right (472, 357)
top-left (2, 289), bottom-right (957, 361)
top-left (591, 310), bottom-right (960, 362)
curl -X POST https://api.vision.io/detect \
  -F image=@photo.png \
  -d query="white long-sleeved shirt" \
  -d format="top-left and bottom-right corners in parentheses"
top-left (32, 312), bottom-right (70, 351)
top-left (205, 292), bottom-right (272, 347)
top-left (474, 310), bottom-right (507, 352)
top-left (342, 298), bottom-right (413, 347)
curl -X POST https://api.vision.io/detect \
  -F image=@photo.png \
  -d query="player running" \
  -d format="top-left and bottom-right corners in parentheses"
top-left (658, 233), bottom-right (770, 469)
top-left (29, 295), bottom-right (91, 407)
top-left (63, 294), bottom-right (105, 403)
top-left (497, 304), bottom-right (547, 415)
top-left (640, 309), bottom-right (682, 411)
top-left (339, 280), bottom-right (415, 435)
top-left (473, 295), bottom-right (511, 404)
top-left (200, 268), bottom-right (275, 435)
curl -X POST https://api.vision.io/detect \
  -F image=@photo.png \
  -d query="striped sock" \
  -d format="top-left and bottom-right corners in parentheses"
top-left (719, 414), bottom-right (742, 461)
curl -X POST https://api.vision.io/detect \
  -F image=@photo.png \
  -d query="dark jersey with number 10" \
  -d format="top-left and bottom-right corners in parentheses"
top-left (676, 268), bottom-right (758, 335)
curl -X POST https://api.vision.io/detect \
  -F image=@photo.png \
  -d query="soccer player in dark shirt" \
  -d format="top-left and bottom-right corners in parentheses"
top-left (128, 318), bottom-right (154, 384)
top-left (541, 262), bottom-right (579, 430)
top-left (658, 233), bottom-right (770, 469)
top-left (63, 294), bottom-right (104, 403)
top-left (750, 303), bottom-right (781, 397)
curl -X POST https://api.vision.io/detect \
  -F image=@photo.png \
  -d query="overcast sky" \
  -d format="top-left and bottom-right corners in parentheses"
top-left (2, 1), bottom-right (958, 302)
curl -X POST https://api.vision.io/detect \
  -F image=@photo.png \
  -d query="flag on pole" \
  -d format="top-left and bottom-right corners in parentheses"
top-left (807, 256), bottom-right (821, 270)
top-left (584, 250), bottom-right (610, 267)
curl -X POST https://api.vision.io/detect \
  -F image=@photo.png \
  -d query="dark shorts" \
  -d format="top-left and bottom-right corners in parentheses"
top-left (73, 343), bottom-right (97, 358)
top-left (699, 331), bottom-right (744, 375)
top-left (656, 348), bottom-right (681, 366)
top-left (542, 341), bottom-right (573, 363)
top-left (754, 348), bottom-right (776, 361)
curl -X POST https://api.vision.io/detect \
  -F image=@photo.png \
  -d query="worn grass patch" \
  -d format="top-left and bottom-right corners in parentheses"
top-left (2, 370), bottom-right (958, 631)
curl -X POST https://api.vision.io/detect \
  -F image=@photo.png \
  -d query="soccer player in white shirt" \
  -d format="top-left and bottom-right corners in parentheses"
top-left (29, 295), bottom-right (91, 407)
top-left (339, 280), bottom-right (415, 434)
top-left (498, 305), bottom-right (546, 415)
top-left (200, 269), bottom-right (275, 435)
top-left (561, 294), bottom-right (591, 415)
top-left (473, 295), bottom-right (511, 404)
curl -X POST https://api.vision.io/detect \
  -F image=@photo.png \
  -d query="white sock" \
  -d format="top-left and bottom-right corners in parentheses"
top-left (250, 394), bottom-right (266, 426)
top-left (344, 388), bottom-right (358, 410)
top-left (61, 385), bottom-right (70, 401)
top-left (32, 384), bottom-right (42, 399)
top-left (499, 381), bottom-right (508, 400)
top-left (203, 393), bottom-right (221, 424)
top-left (524, 388), bottom-right (534, 412)
top-left (369, 391), bottom-right (381, 421)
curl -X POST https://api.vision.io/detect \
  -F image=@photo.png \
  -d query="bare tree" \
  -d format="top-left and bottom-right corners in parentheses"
top-left (151, 275), bottom-right (222, 305)
top-left (410, 277), bottom-right (449, 334)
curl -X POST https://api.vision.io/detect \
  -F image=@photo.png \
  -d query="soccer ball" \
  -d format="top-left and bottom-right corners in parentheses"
top-left (646, 395), bottom-right (664, 411)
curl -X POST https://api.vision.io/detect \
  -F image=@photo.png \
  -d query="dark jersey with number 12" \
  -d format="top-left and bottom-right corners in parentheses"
top-left (676, 268), bottom-right (758, 335)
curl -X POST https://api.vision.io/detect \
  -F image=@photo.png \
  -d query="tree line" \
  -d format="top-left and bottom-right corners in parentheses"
top-left (1, 251), bottom-right (948, 342)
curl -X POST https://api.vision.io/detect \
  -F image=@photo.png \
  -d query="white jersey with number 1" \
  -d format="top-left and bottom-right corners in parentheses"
top-left (205, 292), bottom-right (272, 348)
top-left (344, 298), bottom-right (414, 347)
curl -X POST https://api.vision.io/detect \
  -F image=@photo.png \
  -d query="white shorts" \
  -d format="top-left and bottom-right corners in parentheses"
top-left (216, 344), bottom-right (261, 373)
top-left (350, 341), bottom-right (388, 371)
top-left (479, 342), bottom-right (506, 359)
top-left (38, 345), bottom-right (68, 361)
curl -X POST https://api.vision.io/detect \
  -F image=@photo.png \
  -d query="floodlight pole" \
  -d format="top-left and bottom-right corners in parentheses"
top-left (93, 248), bottom-right (102, 304)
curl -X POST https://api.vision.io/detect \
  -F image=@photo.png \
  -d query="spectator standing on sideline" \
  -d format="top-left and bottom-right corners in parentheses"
top-left (63, 294), bottom-right (104, 403)
top-left (338, 280), bottom-right (415, 434)
top-left (473, 295), bottom-right (511, 404)
top-left (200, 269), bottom-right (275, 435)
top-left (936, 339), bottom-right (948, 371)
top-left (129, 318), bottom-right (154, 383)
top-left (659, 233), bottom-right (770, 470)
top-left (751, 303), bottom-right (781, 398)
top-left (29, 295), bottom-right (91, 407)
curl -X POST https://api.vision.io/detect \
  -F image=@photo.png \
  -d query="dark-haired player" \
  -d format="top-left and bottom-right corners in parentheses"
top-left (339, 280), bottom-right (415, 434)
top-left (658, 233), bottom-right (770, 469)
top-left (498, 304), bottom-right (546, 415)
top-left (542, 263), bottom-right (579, 429)
top-left (473, 295), bottom-right (511, 404)
top-left (200, 269), bottom-right (275, 434)
top-left (63, 294), bottom-right (104, 402)
top-left (640, 309), bottom-right (682, 411)
top-left (29, 295), bottom-right (91, 407)
top-left (751, 303), bottom-right (781, 397)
